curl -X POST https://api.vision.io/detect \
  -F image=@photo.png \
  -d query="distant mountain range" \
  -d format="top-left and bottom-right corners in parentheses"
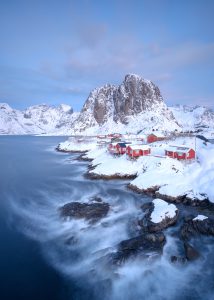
top-left (0, 74), bottom-right (213, 135)
top-left (0, 103), bottom-right (79, 135)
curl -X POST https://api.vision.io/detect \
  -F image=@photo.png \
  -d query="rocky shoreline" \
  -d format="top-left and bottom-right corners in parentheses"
top-left (56, 147), bottom-right (214, 207)
top-left (56, 147), bottom-right (214, 266)
top-left (128, 183), bottom-right (214, 209)
top-left (85, 171), bottom-right (137, 180)
top-left (55, 146), bottom-right (88, 154)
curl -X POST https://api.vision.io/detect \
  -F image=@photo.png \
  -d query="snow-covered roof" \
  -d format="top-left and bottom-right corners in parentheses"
top-left (165, 145), bottom-right (194, 153)
top-left (117, 142), bottom-right (127, 147)
top-left (149, 132), bottom-right (165, 138)
top-left (136, 135), bottom-right (146, 139)
top-left (165, 145), bottom-right (177, 152)
top-left (128, 144), bottom-right (150, 150)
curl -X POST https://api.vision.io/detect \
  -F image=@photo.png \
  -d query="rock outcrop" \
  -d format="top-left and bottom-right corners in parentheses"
top-left (114, 74), bottom-right (167, 123)
top-left (60, 201), bottom-right (110, 223)
top-left (109, 232), bottom-right (166, 265)
top-left (181, 215), bottom-right (214, 241)
top-left (139, 199), bottom-right (179, 233)
top-left (183, 242), bottom-right (200, 261)
top-left (72, 74), bottom-right (180, 133)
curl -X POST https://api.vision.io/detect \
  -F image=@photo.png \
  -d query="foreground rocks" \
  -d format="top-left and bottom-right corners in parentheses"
top-left (184, 242), bottom-right (200, 261)
top-left (76, 154), bottom-right (93, 162)
top-left (86, 171), bottom-right (137, 180)
top-left (129, 183), bottom-right (213, 208)
top-left (156, 191), bottom-right (212, 208)
top-left (181, 215), bottom-right (214, 241)
top-left (56, 145), bottom-right (88, 153)
top-left (109, 232), bottom-right (166, 265)
top-left (60, 201), bottom-right (110, 223)
top-left (128, 183), bottom-right (160, 196)
top-left (139, 199), bottom-right (179, 233)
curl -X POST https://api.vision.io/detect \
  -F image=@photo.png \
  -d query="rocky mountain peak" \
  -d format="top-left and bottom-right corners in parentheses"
top-left (114, 74), bottom-right (164, 123)
top-left (73, 74), bottom-right (176, 132)
top-left (79, 84), bottom-right (116, 126)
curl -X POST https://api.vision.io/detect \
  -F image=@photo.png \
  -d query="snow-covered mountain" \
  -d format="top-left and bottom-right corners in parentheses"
top-left (1, 74), bottom-right (213, 135)
top-left (170, 105), bottom-right (214, 132)
top-left (0, 103), bottom-right (79, 135)
top-left (71, 74), bottom-right (180, 134)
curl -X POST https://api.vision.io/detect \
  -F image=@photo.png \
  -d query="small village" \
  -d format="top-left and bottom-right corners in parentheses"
top-left (104, 133), bottom-right (196, 160)
top-left (75, 132), bottom-right (197, 161)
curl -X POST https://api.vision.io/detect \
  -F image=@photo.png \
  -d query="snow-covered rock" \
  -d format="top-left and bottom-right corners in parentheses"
top-left (139, 199), bottom-right (179, 233)
top-left (193, 215), bottom-right (208, 221)
top-left (150, 199), bottom-right (178, 224)
top-left (57, 137), bottom-right (97, 152)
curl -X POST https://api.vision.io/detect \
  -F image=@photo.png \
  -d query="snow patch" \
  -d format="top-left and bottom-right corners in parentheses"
top-left (193, 215), bottom-right (208, 221)
top-left (150, 199), bottom-right (177, 223)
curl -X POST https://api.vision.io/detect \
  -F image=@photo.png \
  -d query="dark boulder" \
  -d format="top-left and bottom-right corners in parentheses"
top-left (170, 255), bottom-right (187, 264)
top-left (181, 217), bottom-right (214, 241)
top-left (184, 242), bottom-right (200, 261)
top-left (60, 201), bottom-right (110, 223)
top-left (109, 232), bottom-right (166, 265)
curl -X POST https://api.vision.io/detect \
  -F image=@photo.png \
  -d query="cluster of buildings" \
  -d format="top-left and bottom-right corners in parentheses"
top-left (97, 132), bottom-right (165, 144)
top-left (108, 141), bottom-right (196, 160)
top-left (99, 133), bottom-right (196, 161)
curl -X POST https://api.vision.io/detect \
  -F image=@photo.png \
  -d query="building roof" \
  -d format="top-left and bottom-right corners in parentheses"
top-left (136, 134), bottom-right (147, 139)
top-left (148, 132), bottom-right (165, 138)
top-left (165, 145), bottom-right (194, 153)
top-left (165, 145), bottom-right (177, 152)
top-left (128, 144), bottom-right (151, 150)
top-left (109, 142), bottom-right (118, 146)
top-left (117, 142), bottom-right (127, 147)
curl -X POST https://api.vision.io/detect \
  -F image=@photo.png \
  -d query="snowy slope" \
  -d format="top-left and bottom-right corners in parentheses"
top-left (0, 103), bottom-right (30, 135)
top-left (170, 105), bottom-right (214, 132)
top-left (0, 103), bottom-right (79, 135)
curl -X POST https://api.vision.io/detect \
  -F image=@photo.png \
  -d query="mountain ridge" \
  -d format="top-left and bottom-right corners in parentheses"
top-left (0, 74), bottom-right (213, 135)
top-left (0, 102), bottom-right (79, 135)
top-left (71, 74), bottom-right (180, 134)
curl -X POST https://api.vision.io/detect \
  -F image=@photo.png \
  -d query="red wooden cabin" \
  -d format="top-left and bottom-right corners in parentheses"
top-left (108, 142), bottom-right (119, 154)
top-left (126, 145), bottom-right (151, 158)
top-left (165, 145), bottom-right (195, 160)
top-left (115, 142), bottom-right (127, 154)
top-left (147, 133), bottom-right (165, 143)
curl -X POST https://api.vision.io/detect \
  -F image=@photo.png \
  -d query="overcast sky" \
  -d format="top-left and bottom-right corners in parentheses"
top-left (0, 0), bottom-right (214, 110)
